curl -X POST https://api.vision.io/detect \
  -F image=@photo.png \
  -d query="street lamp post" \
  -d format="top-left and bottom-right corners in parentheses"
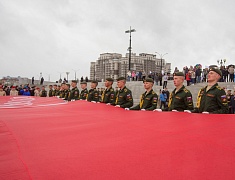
top-left (217, 59), bottom-right (226, 67)
top-left (66, 72), bottom-right (70, 82)
top-left (155, 52), bottom-right (168, 75)
top-left (58, 72), bottom-right (64, 83)
top-left (125, 26), bottom-right (136, 71)
top-left (72, 69), bottom-right (79, 80)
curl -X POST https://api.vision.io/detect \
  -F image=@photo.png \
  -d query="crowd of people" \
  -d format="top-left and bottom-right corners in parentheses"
top-left (127, 70), bottom-right (171, 89)
top-left (0, 66), bottom-right (234, 114)
top-left (175, 65), bottom-right (235, 86)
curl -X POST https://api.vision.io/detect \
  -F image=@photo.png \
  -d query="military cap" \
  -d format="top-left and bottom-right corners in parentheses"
top-left (106, 77), bottom-right (114, 82)
top-left (209, 67), bottom-right (222, 77)
top-left (144, 78), bottom-right (154, 83)
top-left (91, 80), bottom-right (98, 85)
top-left (66, 83), bottom-right (70, 87)
top-left (174, 72), bottom-right (184, 77)
top-left (117, 77), bottom-right (126, 81)
top-left (80, 81), bottom-right (87, 85)
top-left (72, 80), bottom-right (77, 83)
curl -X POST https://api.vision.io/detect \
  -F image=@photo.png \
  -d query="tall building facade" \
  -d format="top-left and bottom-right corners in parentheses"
top-left (90, 52), bottom-right (171, 81)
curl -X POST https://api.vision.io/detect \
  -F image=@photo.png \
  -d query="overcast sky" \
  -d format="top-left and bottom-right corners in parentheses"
top-left (1, 0), bottom-right (235, 81)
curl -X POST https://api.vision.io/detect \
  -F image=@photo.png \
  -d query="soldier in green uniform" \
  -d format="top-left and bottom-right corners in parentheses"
top-left (115, 86), bottom-right (119, 94)
top-left (87, 80), bottom-right (99, 102)
top-left (155, 72), bottom-right (194, 112)
top-left (59, 83), bottom-right (66, 98)
top-left (80, 82), bottom-right (88, 100)
top-left (48, 85), bottom-right (53, 97)
top-left (97, 88), bottom-right (101, 100)
top-left (100, 78), bottom-right (116, 104)
top-left (68, 80), bottom-right (79, 101)
top-left (52, 84), bottom-right (58, 96)
top-left (63, 84), bottom-right (71, 101)
top-left (192, 67), bottom-right (228, 114)
top-left (127, 78), bottom-right (158, 111)
top-left (114, 77), bottom-right (133, 108)
top-left (40, 86), bottom-right (47, 97)
top-left (100, 88), bottom-right (105, 102)
top-left (55, 85), bottom-right (60, 96)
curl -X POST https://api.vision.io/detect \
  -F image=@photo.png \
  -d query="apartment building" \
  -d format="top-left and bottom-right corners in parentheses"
top-left (90, 52), bottom-right (171, 81)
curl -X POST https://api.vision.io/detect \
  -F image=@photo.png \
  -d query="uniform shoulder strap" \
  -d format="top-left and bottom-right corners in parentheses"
top-left (183, 88), bottom-right (189, 93)
top-left (216, 85), bottom-right (222, 90)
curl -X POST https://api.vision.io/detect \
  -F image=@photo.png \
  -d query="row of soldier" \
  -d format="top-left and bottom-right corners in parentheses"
top-left (44, 67), bottom-right (228, 114)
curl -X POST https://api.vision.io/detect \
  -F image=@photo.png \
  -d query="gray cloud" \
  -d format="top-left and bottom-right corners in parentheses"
top-left (1, 0), bottom-right (235, 81)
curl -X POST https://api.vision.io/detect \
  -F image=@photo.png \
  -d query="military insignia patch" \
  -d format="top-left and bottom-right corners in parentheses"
top-left (187, 96), bottom-right (192, 103)
top-left (221, 95), bottom-right (227, 102)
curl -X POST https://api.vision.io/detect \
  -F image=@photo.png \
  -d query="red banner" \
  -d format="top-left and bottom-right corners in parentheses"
top-left (0, 96), bottom-right (235, 180)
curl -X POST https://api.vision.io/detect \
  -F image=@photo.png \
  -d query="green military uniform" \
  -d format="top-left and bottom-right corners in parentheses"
top-left (87, 88), bottom-right (99, 102)
top-left (40, 90), bottom-right (47, 97)
top-left (168, 85), bottom-right (194, 111)
top-left (130, 89), bottom-right (158, 110)
top-left (98, 89), bottom-right (103, 102)
top-left (64, 89), bottom-right (71, 100)
top-left (59, 90), bottom-right (65, 98)
top-left (52, 89), bottom-right (56, 96)
top-left (52, 85), bottom-right (57, 96)
top-left (101, 87), bottom-right (116, 104)
top-left (53, 89), bottom-right (59, 96)
top-left (80, 88), bottom-right (89, 100)
top-left (193, 83), bottom-right (228, 114)
top-left (48, 89), bottom-right (53, 97)
top-left (68, 87), bottom-right (79, 101)
top-left (115, 86), bottom-right (133, 108)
